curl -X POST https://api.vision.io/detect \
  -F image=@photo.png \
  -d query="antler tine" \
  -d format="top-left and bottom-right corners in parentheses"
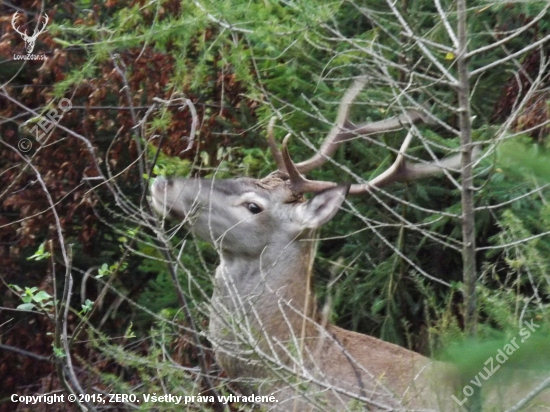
top-left (281, 134), bottom-right (337, 194)
top-left (293, 78), bottom-right (366, 174)
top-left (267, 117), bottom-right (287, 174)
top-left (293, 78), bottom-right (433, 175)
top-left (348, 132), bottom-right (464, 195)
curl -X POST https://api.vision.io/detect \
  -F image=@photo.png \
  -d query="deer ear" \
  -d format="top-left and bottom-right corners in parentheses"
top-left (296, 184), bottom-right (350, 229)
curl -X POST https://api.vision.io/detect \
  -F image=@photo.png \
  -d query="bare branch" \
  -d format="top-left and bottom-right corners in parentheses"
top-left (470, 33), bottom-right (550, 77)
top-left (504, 376), bottom-right (550, 412)
top-left (0, 343), bottom-right (51, 361)
top-left (467, 3), bottom-right (550, 59)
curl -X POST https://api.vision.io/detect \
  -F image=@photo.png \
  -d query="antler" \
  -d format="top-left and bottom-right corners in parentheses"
top-left (267, 117), bottom-right (287, 173)
top-left (348, 132), bottom-right (464, 194)
top-left (11, 12), bottom-right (48, 37)
top-left (280, 131), bottom-right (462, 195)
top-left (34, 13), bottom-right (49, 37)
top-left (269, 78), bottom-right (433, 176)
top-left (268, 79), bottom-right (464, 195)
top-left (11, 12), bottom-right (26, 37)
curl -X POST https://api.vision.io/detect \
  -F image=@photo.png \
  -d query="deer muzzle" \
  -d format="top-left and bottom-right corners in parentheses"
top-left (150, 177), bottom-right (187, 220)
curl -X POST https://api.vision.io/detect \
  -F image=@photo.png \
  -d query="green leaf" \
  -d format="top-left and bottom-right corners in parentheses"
top-left (27, 242), bottom-right (51, 261)
top-left (32, 290), bottom-right (52, 303)
top-left (124, 322), bottom-right (136, 339)
top-left (82, 299), bottom-right (94, 313)
top-left (17, 303), bottom-right (36, 311)
top-left (98, 263), bottom-right (110, 278)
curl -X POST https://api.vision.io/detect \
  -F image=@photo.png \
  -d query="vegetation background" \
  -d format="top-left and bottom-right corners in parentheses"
top-left (0, 0), bottom-right (549, 410)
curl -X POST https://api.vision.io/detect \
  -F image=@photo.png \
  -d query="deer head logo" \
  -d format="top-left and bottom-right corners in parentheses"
top-left (12, 11), bottom-right (49, 54)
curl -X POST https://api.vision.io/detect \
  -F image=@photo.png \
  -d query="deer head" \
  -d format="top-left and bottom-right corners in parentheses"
top-left (12, 11), bottom-right (49, 54)
top-left (151, 174), bottom-right (355, 262)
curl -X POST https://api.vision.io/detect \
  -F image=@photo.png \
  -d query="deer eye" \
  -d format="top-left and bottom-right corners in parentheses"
top-left (246, 203), bottom-right (263, 214)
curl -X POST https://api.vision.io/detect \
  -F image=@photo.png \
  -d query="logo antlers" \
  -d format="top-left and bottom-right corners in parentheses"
top-left (12, 11), bottom-right (49, 54)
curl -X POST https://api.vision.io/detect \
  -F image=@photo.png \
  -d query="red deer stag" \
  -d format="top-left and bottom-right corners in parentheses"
top-left (150, 80), bottom-right (547, 411)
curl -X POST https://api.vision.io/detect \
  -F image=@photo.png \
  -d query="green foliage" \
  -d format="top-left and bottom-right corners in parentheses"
top-left (52, 345), bottom-right (67, 359)
top-left (86, 319), bottom-right (221, 411)
top-left (26, 242), bottom-right (51, 261)
top-left (442, 331), bottom-right (550, 383)
top-left (97, 261), bottom-right (128, 279)
top-left (483, 139), bottom-right (550, 304)
top-left (10, 285), bottom-right (54, 312)
top-left (498, 138), bottom-right (550, 182)
top-left (81, 299), bottom-right (94, 314)
top-left (149, 145), bottom-right (192, 178)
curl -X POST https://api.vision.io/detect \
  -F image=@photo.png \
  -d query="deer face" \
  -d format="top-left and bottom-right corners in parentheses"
top-left (150, 175), bottom-right (348, 256)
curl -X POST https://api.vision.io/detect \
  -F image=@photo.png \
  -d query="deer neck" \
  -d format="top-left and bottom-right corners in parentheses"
top-left (212, 233), bottom-right (319, 338)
